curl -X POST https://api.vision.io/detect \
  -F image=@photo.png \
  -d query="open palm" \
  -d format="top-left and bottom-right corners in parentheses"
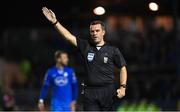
top-left (42, 7), bottom-right (57, 24)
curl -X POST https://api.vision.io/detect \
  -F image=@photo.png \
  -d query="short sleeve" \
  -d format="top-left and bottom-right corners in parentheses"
top-left (76, 37), bottom-right (89, 54)
top-left (113, 48), bottom-right (127, 68)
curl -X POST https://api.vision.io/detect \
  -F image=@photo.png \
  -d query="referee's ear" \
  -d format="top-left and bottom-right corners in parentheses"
top-left (103, 30), bottom-right (105, 36)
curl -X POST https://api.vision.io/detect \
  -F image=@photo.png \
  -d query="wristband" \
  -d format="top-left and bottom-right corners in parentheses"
top-left (39, 99), bottom-right (44, 103)
top-left (52, 20), bottom-right (58, 25)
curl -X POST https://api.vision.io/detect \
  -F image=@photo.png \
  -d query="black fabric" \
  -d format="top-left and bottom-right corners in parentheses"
top-left (83, 84), bottom-right (116, 111)
top-left (76, 37), bottom-right (127, 86)
top-left (113, 47), bottom-right (127, 68)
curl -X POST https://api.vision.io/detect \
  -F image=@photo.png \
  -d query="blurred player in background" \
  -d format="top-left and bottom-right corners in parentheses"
top-left (2, 90), bottom-right (18, 111)
top-left (38, 50), bottom-right (78, 111)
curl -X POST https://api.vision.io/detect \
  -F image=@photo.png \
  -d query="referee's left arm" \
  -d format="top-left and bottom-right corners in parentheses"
top-left (117, 66), bottom-right (127, 99)
top-left (113, 47), bottom-right (127, 99)
top-left (120, 66), bottom-right (127, 87)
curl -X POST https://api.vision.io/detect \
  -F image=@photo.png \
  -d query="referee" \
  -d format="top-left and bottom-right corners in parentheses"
top-left (42, 7), bottom-right (127, 111)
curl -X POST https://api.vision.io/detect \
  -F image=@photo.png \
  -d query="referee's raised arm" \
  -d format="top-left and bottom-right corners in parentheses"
top-left (42, 7), bottom-right (77, 46)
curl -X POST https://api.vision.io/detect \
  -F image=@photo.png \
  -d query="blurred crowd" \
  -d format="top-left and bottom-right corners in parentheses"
top-left (105, 16), bottom-right (175, 66)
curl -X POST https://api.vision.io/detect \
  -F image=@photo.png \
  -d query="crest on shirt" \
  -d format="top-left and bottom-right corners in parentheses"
top-left (87, 53), bottom-right (95, 62)
top-left (63, 72), bottom-right (68, 77)
top-left (104, 57), bottom-right (108, 63)
top-left (54, 76), bottom-right (68, 86)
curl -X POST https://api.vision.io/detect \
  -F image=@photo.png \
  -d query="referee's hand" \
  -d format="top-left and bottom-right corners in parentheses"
top-left (117, 87), bottom-right (126, 98)
top-left (42, 7), bottom-right (57, 24)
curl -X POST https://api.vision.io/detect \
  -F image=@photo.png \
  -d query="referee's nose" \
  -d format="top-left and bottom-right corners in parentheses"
top-left (92, 32), bottom-right (98, 37)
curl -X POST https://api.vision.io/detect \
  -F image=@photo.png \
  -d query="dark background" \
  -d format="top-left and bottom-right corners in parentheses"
top-left (0, 0), bottom-right (180, 111)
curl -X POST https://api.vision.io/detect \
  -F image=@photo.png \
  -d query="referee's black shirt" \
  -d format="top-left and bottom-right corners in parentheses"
top-left (76, 37), bottom-right (126, 86)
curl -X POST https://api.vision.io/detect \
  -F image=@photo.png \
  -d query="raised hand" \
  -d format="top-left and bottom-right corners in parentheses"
top-left (42, 7), bottom-right (57, 24)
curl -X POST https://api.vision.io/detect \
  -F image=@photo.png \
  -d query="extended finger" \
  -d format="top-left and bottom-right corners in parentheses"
top-left (42, 8), bottom-right (48, 15)
top-left (42, 7), bottom-right (48, 13)
top-left (43, 9), bottom-right (51, 17)
top-left (49, 10), bottom-right (55, 17)
top-left (43, 7), bottom-right (49, 12)
top-left (43, 7), bottom-right (50, 14)
top-left (49, 9), bottom-right (53, 14)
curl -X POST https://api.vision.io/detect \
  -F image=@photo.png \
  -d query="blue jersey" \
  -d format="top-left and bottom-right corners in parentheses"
top-left (39, 66), bottom-right (78, 111)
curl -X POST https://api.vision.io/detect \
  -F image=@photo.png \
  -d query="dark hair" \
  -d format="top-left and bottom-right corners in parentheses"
top-left (90, 20), bottom-right (105, 31)
top-left (54, 50), bottom-right (67, 59)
